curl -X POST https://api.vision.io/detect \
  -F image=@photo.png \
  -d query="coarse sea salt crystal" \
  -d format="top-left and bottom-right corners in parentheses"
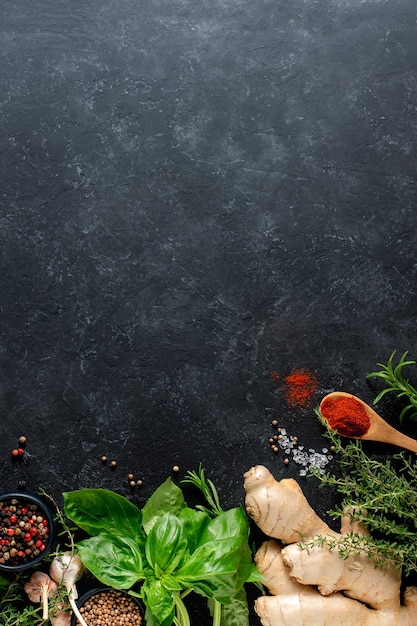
top-left (272, 425), bottom-right (333, 475)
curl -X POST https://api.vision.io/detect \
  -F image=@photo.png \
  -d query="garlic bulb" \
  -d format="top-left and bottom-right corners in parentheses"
top-left (50, 552), bottom-right (88, 626)
top-left (24, 571), bottom-right (58, 620)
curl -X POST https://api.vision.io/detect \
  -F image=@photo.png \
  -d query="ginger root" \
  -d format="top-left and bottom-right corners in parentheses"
top-left (244, 465), bottom-right (417, 625)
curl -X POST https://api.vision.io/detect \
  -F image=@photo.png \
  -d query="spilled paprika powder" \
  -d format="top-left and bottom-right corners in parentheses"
top-left (320, 395), bottom-right (370, 437)
top-left (284, 369), bottom-right (319, 408)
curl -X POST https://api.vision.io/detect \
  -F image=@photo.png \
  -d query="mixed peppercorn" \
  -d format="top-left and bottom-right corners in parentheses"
top-left (0, 498), bottom-right (50, 566)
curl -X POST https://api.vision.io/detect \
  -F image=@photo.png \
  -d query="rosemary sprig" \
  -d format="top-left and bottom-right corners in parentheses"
top-left (182, 463), bottom-right (224, 517)
top-left (366, 350), bottom-right (417, 423)
top-left (311, 411), bottom-right (417, 575)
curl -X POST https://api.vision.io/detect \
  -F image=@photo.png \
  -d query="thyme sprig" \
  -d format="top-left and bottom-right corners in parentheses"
top-left (367, 350), bottom-right (417, 423)
top-left (311, 410), bottom-right (417, 575)
top-left (0, 572), bottom-right (43, 626)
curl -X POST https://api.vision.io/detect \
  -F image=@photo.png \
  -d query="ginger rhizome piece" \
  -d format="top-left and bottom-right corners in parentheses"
top-left (244, 465), bottom-right (417, 626)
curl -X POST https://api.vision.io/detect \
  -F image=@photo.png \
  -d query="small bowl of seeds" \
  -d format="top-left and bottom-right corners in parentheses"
top-left (70, 587), bottom-right (145, 626)
top-left (0, 491), bottom-right (55, 571)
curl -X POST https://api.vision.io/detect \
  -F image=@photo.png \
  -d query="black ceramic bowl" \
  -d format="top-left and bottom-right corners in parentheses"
top-left (0, 491), bottom-right (55, 571)
top-left (70, 587), bottom-right (145, 626)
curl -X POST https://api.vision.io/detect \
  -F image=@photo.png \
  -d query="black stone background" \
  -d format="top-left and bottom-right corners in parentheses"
top-left (1, 0), bottom-right (417, 623)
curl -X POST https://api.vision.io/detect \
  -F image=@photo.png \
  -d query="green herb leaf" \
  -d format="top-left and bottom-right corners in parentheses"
top-left (183, 464), bottom-right (224, 517)
top-left (208, 589), bottom-right (250, 626)
top-left (64, 489), bottom-right (144, 544)
top-left (77, 534), bottom-right (145, 589)
top-left (141, 577), bottom-right (175, 625)
top-left (176, 535), bottom-right (251, 602)
top-left (142, 478), bottom-right (185, 534)
top-left (145, 512), bottom-right (188, 576)
top-left (179, 507), bottom-right (211, 553)
top-left (367, 350), bottom-right (417, 423)
top-left (199, 506), bottom-right (249, 545)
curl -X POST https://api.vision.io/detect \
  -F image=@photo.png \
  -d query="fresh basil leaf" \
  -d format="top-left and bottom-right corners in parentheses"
top-left (145, 512), bottom-right (188, 576)
top-left (77, 534), bottom-right (145, 589)
top-left (141, 577), bottom-right (175, 625)
top-left (159, 574), bottom-right (183, 592)
top-left (179, 507), bottom-right (210, 552)
top-left (143, 608), bottom-right (159, 626)
top-left (199, 507), bottom-right (249, 545)
top-left (176, 535), bottom-right (253, 603)
top-left (247, 562), bottom-right (265, 583)
top-left (208, 589), bottom-right (250, 626)
top-left (142, 478), bottom-right (185, 534)
top-left (64, 489), bottom-right (144, 544)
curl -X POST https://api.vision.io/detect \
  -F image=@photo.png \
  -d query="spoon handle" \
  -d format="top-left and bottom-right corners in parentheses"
top-left (385, 430), bottom-right (417, 454)
top-left (365, 424), bottom-right (417, 453)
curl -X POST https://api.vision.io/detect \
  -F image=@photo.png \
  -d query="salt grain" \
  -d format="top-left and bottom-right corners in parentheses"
top-left (271, 425), bottom-right (334, 477)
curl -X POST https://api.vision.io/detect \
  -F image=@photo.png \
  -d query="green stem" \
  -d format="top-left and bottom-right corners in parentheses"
top-left (212, 599), bottom-right (221, 626)
top-left (174, 592), bottom-right (190, 626)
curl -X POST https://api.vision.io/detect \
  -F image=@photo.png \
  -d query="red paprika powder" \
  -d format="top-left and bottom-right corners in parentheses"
top-left (284, 369), bottom-right (319, 408)
top-left (320, 395), bottom-right (370, 437)
top-left (269, 368), bottom-right (319, 407)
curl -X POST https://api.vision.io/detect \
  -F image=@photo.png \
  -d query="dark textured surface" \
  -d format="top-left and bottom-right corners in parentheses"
top-left (1, 0), bottom-right (417, 622)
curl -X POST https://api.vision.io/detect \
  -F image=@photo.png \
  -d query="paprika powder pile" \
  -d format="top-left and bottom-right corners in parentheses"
top-left (320, 395), bottom-right (370, 437)
top-left (284, 369), bottom-right (319, 408)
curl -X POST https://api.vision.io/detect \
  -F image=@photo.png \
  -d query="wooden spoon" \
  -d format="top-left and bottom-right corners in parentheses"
top-left (320, 391), bottom-right (417, 453)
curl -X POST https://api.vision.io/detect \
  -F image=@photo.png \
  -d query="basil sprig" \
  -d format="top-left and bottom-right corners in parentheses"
top-left (63, 471), bottom-right (261, 626)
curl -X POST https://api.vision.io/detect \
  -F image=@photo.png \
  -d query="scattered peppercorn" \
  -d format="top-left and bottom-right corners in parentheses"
top-left (109, 460), bottom-right (117, 468)
top-left (101, 456), bottom-right (107, 463)
top-left (128, 473), bottom-right (134, 480)
top-left (18, 436), bottom-right (27, 445)
top-left (136, 479), bottom-right (143, 487)
top-left (129, 481), bottom-right (136, 488)
top-left (172, 465), bottom-right (180, 473)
